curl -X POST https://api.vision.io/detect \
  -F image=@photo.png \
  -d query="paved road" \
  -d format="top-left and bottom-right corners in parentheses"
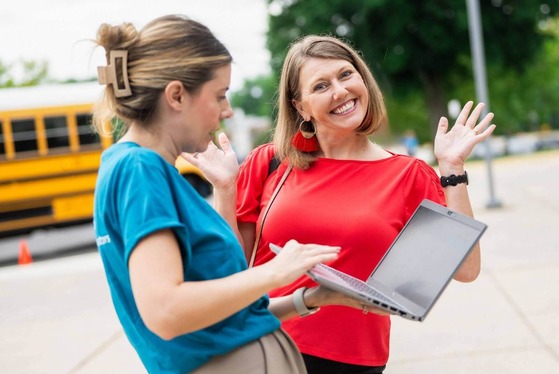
top-left (1, 150), bottom-right (559, 373)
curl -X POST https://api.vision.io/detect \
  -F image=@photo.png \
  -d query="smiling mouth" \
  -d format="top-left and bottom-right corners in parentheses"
top-left (332, 99), bottom-right (356, 114)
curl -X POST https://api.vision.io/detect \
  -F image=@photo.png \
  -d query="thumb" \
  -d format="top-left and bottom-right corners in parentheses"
top-left (436, 116), bottom-right (449, 137)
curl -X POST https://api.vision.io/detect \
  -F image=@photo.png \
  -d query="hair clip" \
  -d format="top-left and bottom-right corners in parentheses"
top-left (97, 50), bottom-right (132, 98)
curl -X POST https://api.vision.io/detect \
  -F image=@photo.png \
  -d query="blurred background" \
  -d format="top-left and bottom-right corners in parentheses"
top-left (2, 0), bottom-right (558, 245)
top-left (1, 1), bottom-right (559, 373)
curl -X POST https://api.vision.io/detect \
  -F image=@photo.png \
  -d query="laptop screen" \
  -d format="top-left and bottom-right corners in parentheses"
top-left (368, 200), bottom-right (486, 311)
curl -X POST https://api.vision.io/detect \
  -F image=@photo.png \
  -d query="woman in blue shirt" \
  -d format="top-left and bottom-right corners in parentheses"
top-left (92, 15), bottom-right (354, 373)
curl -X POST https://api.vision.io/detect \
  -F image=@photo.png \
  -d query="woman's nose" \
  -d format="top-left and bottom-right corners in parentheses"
top-left (332, 81), bottom-right (348, 101)
top-left (221, 103), bottom-right (234, 119)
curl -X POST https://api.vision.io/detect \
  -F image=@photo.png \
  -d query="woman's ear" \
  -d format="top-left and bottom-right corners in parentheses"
top-left (163, 81), bottom-right (186, 111)
top-left (291, 99), bottom-right (308, 121)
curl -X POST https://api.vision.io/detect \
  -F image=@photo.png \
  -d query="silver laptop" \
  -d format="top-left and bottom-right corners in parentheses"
top-left (269, 199), bottom-right (487, 322)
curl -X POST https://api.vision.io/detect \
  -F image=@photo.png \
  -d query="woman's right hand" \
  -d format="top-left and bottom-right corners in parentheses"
top-left (263, 240), bottom-right (341, 287)
top-left (181, 131), bottom-right (239, 191)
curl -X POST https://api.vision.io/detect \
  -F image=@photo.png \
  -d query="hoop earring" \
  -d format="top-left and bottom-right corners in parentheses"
top-left (291, 120), bottom-right (319, 152)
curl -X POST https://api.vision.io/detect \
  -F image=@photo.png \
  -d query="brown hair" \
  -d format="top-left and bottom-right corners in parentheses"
top-left (92, 14), bottom-right (232, 136)
top-left (274, 35), bottom-right (387, 169)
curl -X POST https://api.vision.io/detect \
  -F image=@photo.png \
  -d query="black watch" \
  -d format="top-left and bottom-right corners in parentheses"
top-left (440, 171), bottom-right (469, 187)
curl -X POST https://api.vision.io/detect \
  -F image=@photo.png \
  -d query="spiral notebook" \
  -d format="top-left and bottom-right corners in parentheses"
top-left (270, 199), bottom-right (487, 322)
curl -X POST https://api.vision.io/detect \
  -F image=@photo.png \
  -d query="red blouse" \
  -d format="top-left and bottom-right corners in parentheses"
top-left (237, 143), bottom-right (446, 366)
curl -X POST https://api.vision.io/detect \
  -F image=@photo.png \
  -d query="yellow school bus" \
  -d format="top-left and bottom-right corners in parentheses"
top-left (0, 82), bottom-right (211, 236)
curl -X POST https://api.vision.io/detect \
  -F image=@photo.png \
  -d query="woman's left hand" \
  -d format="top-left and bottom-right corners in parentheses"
top-left (181, 132), bottom-right (239, 191)
top-left (434, 101), bottom-right (496, 168)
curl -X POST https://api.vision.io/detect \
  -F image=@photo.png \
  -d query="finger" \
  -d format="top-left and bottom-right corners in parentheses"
top-left (206, 139), bottom-right (219, 151)
top-left (455, 101), bottom-right (474, 126)
top-left (218, 132), bottom-right (234, 155)
top-left (436, 116), bottom-right (449, 137)
top-left (475, 124), bottom-right (496, 139)
top-left (465, 102), bottom-right (485, 129)
top-left (473, 112), bottom-right (494, 132)
top-left (304, 243), bottom-right (342, 254)
top-left (181, 152), bottom-right (199, 167)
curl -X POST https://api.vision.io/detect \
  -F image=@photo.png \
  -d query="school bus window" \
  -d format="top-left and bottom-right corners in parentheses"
top-left (12, 118), bottom-right (38, 155)
top-left (0, 120), bottom-right (5, 157)
top-left (45, 116), bottom-right (70, 150)
top-left (0, 83), bottom-right (212, 236)
top-left (77, 113), bottom-right (100, 146)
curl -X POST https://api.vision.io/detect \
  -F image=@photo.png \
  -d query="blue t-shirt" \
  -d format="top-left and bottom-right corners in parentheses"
top-left (93, 142), bottom-right (279, 373)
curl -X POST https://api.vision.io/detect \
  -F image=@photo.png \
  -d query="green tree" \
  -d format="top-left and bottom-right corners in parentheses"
top-left (266, 0), bottom-right (559, 137)
top-left (231, 74), bottom-right (279, 118)
top-left (450, 15), bottom-right (559, 133)
top-left (0, 59), bottom-right (49, 87)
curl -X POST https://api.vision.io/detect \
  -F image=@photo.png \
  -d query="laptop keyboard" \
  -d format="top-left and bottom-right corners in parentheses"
top-left (314, 264), bottom-right (394, 305)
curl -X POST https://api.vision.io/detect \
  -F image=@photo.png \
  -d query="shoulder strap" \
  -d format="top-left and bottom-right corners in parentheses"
top-left (248, 163), bottom-right (293, 267)
top-left (267, 156), bottom-right (281, 177)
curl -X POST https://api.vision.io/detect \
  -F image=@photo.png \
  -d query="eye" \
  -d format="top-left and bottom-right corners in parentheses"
top-left (313, 82), bottom-right (328, 92)
top-left (340, 70), bottom-right (353, 79)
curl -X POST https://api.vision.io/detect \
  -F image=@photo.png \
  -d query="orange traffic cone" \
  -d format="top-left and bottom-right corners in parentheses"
top-left (18, 239), bottom-right (33, 266)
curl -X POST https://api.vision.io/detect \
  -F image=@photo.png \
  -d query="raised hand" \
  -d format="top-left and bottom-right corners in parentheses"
top-left (434, 101), bottom-right (496, 167)
top-left (181, 132), bottom-right (239, 190)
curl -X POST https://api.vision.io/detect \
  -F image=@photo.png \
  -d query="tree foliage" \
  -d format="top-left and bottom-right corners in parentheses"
top-left (230, 74), bottom-right (279, 118)
top-left (0, 59), bottom-right (49, 88)
top-left (265, 0), bottom-right (559, 139)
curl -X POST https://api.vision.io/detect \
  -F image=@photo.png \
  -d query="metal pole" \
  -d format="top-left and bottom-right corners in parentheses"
top-left (466, 0), bottom-right (502, 208)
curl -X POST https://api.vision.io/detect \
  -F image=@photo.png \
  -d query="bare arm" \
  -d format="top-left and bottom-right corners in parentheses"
top-left (129, 230), bottom-right (340, 340)
top-left (434, 101), bottom-right (496, 283)
top-left (267, 286), bottom-right (389, 320)
top-left (239, 221), bottom-right (256, 263)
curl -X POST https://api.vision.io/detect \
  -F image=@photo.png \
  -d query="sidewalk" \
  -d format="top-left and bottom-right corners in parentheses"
top-left (390, 150), bottom-right (559, 373)
top-left (1, 150), bottom-right (558, 373)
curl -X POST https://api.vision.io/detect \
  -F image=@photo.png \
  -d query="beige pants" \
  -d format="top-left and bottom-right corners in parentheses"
top-left (192, 329), bottom-right (307, 374)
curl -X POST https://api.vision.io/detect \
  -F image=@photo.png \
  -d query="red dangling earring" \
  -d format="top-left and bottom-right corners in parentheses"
top-left (292, 120), bottom-right (319, 152)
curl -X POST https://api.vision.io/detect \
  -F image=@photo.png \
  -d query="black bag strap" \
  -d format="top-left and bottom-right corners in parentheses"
top-left (267, 156), bottom-right (281, 177)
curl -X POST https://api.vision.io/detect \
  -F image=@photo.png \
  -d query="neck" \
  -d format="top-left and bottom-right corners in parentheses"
top-left (317, 134), bottom-right (379, 160)
top-left (120, 123), bottom-right (179, 165)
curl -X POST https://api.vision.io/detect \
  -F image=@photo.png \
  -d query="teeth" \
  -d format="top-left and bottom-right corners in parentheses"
top-left (333, 100), bottom-right (355, 114)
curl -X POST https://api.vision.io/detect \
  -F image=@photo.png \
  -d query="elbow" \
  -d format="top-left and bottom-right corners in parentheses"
top-left (149, 323), bottom-right (180, 341)
top-left (453, 267), bottom-right (480, 283)
top-left (143, 315), bottom-right (179, 341)
top-left (151, 328), bottom-right (178, 341)
top-left (454, 245), bottom-right (481, 283)
top-left (140, 302), bottom-right (184, 341)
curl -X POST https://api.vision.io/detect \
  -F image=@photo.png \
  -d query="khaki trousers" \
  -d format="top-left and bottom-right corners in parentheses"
top-left (192, 329), bottom-right (307, 374)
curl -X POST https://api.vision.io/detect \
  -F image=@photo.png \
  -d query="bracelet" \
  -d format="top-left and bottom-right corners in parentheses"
top-left (440, 171), bottom-right (469, 187)
top-left (293, 287), bottom-right (320, 317)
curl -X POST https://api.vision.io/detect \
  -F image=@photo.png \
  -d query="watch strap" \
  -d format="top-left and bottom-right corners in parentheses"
top-left (293, 287), bottom-right (320, 317)
top-left (440, 171), bottom-right (468, 187)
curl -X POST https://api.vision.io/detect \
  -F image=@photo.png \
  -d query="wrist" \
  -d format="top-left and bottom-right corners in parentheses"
top-left (437, 162), bottom-right (465, 176)
top-left (440, 170), bottom-right (469, 187)
top-left (293, 287), bottom-right (320, 317)
top-left (300, 286), bottom-right (322, 308)
top-left (213, 183), bottom-right (236, 198)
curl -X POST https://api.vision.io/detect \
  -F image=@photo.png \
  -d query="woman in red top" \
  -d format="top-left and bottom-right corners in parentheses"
top-left (185, 35), bottom-right (495, 373)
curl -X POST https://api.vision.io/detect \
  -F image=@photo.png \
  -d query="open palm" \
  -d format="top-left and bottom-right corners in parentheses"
top-left (434, 101), bottom-right (496, 166)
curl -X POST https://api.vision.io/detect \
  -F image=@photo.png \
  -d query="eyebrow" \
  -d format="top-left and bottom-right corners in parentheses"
top-left (307, 63), bottom-right (353, 87)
